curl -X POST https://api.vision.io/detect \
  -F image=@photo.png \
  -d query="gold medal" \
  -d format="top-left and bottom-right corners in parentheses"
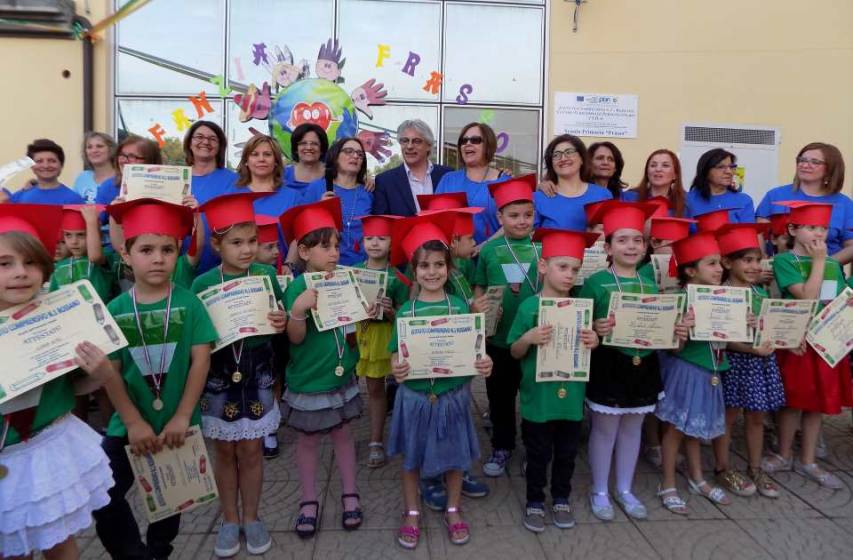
top-left (231, 371), bottom-right (243, 383)
top-left (334, 365), bottom-right (345, 377)
top-left (710, 375), bottom-right (720, 386)
top-left (429, 393), bottom-right (438, 404)
top-left (557, 387), bottom-right (567, 399)
top-left (632, 355), bottom-right (641, 366)
top-left (0, 464), bottom-right (8, 480)
top-left (152, 397), bottom-right (165, 411)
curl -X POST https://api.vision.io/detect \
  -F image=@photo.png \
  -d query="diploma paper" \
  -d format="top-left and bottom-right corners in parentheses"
top-left (604, 293), bottom-right (685, 350)
top-left (536, 298), bottom-right (593, 382)
top-left (197, 276), bottom-right (278, 352)
top-left (121, 164), bottom-right (192, 204)
top-left (753, 298), bottom-right (817, 349)
top-left (574, 241), bottom-right (609, 286)
top-left (483, 286), bottom-right (505, 337)
top-left (305, 269), bottom-right (370, 332)
top-left (0, 157), bottom-right (34, 191)
top-left (650, 254), bottom-right (681, 293)
top-left (277, 274), bottom-right (295, 294)
top-left (397, 313), bottom-right (485, 379)
top-left (349, 267), bottom-right (388, 320)
top-left (688, 285), bottom-right (753, 342)
top-left (0, 280), bottom-right (128, 405)
top-left (126, 426), bottom-right (218, 523)
top-left (806, 287), bottom-right (853, 367)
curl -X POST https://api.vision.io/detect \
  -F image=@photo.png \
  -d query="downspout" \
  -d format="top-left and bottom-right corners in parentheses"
top-left (73, 15), bottom-right (94, 133)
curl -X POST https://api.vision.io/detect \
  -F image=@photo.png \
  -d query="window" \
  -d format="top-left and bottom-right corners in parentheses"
top-left (114, 0), bottom-right (546, 173)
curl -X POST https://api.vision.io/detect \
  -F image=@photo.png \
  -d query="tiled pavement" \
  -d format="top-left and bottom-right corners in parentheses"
top-left (73, 378), bottom-right (853, 559)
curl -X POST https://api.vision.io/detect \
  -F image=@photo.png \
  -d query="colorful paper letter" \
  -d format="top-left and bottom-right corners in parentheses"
top-left (209, 75), bottom-right (232, 97)
top-left (376, 44), bottom-right (391, 68)
top-left (252, 42), bottom-right (268, 65)
top-left (402, 51), bottom-right (421, 77)
top-left (148, 124), bottom-right (166, 148)
top-left (422, 71), bottom-right (443, 95)
top-left (496, 132), bottom-right (510, 154)
top-left (456, 84), bottom-right (473, 105)
top-left (171, 108), bottom-right (191, 132)
top-left (188, 91), bottom-right (214, 119)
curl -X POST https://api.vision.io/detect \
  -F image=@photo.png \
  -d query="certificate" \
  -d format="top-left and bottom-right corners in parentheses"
top-left (536, 298), bottom-right (593, 382)
top-left (0, 280), bottom-right (128, 405)
top-left (574, 241), bottom-right (609, 286)
top-left (277, 274), bottom-right (295, 294)
top-left (126, 426), bottom-right (218, 523)
top-left (349, 267), bottom-right (388, 320)
top-left (483, 286), bottom-right (505, 337)
top-left (197, 276), bottom-right (278, 352)
top-left (753, 298), bottom-right (817, 349)
top-left (121, 164), bottom-right (192, 204)
top-left (304, 268), bottom-right (370, 332)
top-left (604, 293), bottom-right (685, 350)
top-left (650, 254), bottom-right (681, 293)
top-left (806, 287), bottom-right (853, 367)
top-left (397, 313), bottom-right (485, 379)
top-left (688, 285), bottom-right (752, 342)
top-left (0, 156), bottom-right (34, 191)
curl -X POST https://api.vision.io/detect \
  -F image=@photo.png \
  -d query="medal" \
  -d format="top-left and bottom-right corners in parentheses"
top-left (334, 364), bottom-right (345, 377)
top-left (221, 267), bottom-right (249, 388)
top-left (332, 327), bottom-right (347, 377)
top-left (232, 371), bottom-right (243, 383)
top-left (557, 387), bottom-right (567, 399)
top-left (632, 355), bottom-right (641, 366)
top-left (152, 398), bottom-right (164, 411)
top-left (429, 393), bottom-right (438, 404)
top-left (131, 285), bottom-right (173, 411)
top-left (710, 375), bottom-right (720, 386)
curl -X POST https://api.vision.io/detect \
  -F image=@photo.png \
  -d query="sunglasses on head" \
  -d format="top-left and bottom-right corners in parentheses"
top-left (460, 136), bottom-right (483, 146)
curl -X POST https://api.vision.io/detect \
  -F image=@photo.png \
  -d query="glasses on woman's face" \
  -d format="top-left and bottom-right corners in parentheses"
top-left (712, 163), bottom-right (738, 171)
top-left (298, 141), bottom-right (320, 148)
top-left (191, 134), bottom-right (219, 145)
top-left (341, 147), bottom-right (365, 159)
top-left (459, 136), bottom-right (483, 146)
top-left (551, 148), bottom-right (578, 161)
top-left (118, 152), bottom-right (145, 162)
top-left (797, 157), bottom-right (826, 167)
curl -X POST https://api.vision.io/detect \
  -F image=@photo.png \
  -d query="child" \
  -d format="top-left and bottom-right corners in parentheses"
top-left (255, 214), bottom-right (281, 268)
top-left (353, 214), bottom-right (407, 468)
top-left (579, 201), bottom-right (662, 520)
top-left (474, 174), bottom-right (539, 477)
top-left (50, 204), bottom-right (111, 300)
top-left (0, 205), bottom-right (115, 560)
top-left (655, 232), bottom-right (730, 514)
top-left (280, 198), bottom-right (363, 538)
top-left (388, 213), bottom-right (493, 549)
top-left (192, 193), bottom-right (287, 556)
top-left (762, 201), bottom-right (850, 489)
top-left (508, 228), bottom-right (600, 533)
top-left (713, 223), bottom-right (784, 499)
top-left (94, 200), bottom-right (217, 559)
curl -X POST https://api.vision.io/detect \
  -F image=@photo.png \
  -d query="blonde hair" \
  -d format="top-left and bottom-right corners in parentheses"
top-left (235, 135), bottom-right (284, 188)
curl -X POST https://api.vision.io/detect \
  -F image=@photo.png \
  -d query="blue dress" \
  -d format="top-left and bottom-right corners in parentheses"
top-left (10, 184), bottom-right (83, 204)
top-left (434, 169), bottom-right (504, 245)
top-left (302, 179), bottom-right (373, 266)
top-left (686, 189), bottom-right (755, 224)
top-left (534, 183), bottom-right (612, 230)
top-left (756, 184), bottom-right (853, 256)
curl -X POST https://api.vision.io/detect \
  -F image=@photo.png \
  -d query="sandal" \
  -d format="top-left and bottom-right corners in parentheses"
top-left (715, 469), bottom-right (757, 497)
top-left (657, 486), bottom-right (688, 515)
top-left (444, 506), bottom-right (470, 545)
top-left (341, 493), bottom-right (363, 530)
top-left (398, 510), bottom-right (421, 549)
top-left (367, 442), bottom-right (386, 468)
top-left (687, 479), bottom-right (731, 505)
top-left (760, 452), bottom-right (792, 473)
top-left (295, 501), bottom-right (319, 539)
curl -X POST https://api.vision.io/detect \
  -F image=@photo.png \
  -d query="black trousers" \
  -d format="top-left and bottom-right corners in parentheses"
top-left (93, 436), bottom-right (181, 560)
top-left (485, 344), bottom-right (522, 451)
top-left (521, 419), bottom-right (582, 504)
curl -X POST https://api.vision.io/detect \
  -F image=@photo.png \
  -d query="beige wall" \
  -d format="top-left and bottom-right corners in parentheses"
top-left (548, 0), bottom-right (853, 192)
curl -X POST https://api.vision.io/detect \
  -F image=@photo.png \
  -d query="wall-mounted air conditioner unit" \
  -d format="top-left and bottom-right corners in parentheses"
top-left (679, 123), bottom-right (782, 203)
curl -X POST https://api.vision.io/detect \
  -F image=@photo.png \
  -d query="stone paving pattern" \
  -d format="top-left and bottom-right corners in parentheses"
top-left (72, 378), bottom-right (853, 559)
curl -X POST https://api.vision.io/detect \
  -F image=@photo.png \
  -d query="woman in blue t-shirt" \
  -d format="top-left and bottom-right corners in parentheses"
top-left (72, 132), bottom-right (116, 203)
top-left (686, 148), bottom-right (754, 224)
top-left (284, 123), bottom-right (328, 195)
top-left (622, 149), bottom-right (687, 217)
top-left (4, 139), bottom-right (84, 205)
top-left (589, 141), bottom-right (629, 200)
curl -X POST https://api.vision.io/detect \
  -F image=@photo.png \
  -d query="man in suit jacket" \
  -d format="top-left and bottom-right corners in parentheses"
top-left (372, 119), bottom-right (453, 217)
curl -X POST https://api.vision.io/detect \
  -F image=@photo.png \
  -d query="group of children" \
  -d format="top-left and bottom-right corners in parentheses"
top-left (1, 170), bottom-right (851, 558)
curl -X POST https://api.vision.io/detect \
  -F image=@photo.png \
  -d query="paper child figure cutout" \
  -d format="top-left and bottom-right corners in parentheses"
top-left (263, 45), bottom-right (310, 90)
top-left (316, 38), bottom-right (346, 83)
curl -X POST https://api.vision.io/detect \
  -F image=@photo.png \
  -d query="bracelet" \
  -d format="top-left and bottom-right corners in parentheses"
top-left (289, 312), bottom-right (308, 321)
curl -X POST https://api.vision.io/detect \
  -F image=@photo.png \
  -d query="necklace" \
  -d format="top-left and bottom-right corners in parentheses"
top-left (339, 184), bottom-right (363, 244)
top-left (331, 326), bottom-right (346, 377)
top-left (410, 292), bottom-right (453, 404)
top-left (708, 342), bottom-right (722, 386)
top-left (503, 236), bottom-right (540, 293)
top-left (220, 266), bottom-right (250, 383)
top-left (610, 266), bottom-right (644, 366)
top-left (131, 284), bottom-right (173, 411)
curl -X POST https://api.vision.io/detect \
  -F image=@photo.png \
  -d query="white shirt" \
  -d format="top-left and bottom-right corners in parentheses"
top-left (405, 161), bottom-right (434, 212)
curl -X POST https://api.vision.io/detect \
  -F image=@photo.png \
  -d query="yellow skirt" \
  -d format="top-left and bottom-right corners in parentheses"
top-left (356, 320), bottom-right (393, 378)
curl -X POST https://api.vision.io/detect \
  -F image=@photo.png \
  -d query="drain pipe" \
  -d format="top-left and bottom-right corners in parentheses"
top-left (73, 15), bottom-right (94, 133)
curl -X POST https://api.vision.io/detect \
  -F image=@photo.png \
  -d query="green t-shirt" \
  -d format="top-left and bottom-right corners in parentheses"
top-left (749, 284), bottom-right (768, 316)
top-left (638, 261), bottom-right (656, 285)
top-left (773, 252), bottom-right (845, 310)
top-left (578, 268), bottom-right (658, 358)
top-left (474, 236), bottom-right (541, 348)
top-left (105, 252), bottom-right (197, 294)
top-left (106, 285), bottom-right (218, 437)
top-left (3, 377), bottom-right (75, 447)
top-left (507, 295), bottom-right (585, 422)
top-left (388, 294), bottom-right (472, 396)
top-left (284, 274), bottom-right (359, 393)
top-left (49, 257), bottom-right (112, 301)
top-left (352, 261), bottom-right (409, 314)
top-left (675, 340), bottom-right (730, 372)
top-left (172, 255), bottom-right (197, 290)
top-left (447, 257), bottom-right (475, 303)
top-left (191, 263), bottom-right (284, 348)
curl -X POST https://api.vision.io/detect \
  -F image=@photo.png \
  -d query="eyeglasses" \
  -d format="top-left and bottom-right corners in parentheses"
top-left (191, 135), bottom-right (219, 145)
top-left (298, 141), bottom-right (320, 148)
top-left (797, 157), bottom-right (826, 166)
top-left (459, 136), bottom-right (483, 146)
top-left (399, 137), bottom-right (426, 146)
top-left (117, 152), bottom-right (145, 161)
top-left (551, 148), bottom-right (578, 161)
top-left (713, 163), bottom-right (738, 171)
top-left (340, 147), bottom-right (365, 159)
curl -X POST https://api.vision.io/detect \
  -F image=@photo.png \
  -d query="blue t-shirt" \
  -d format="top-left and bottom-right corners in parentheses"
top-left (534, 183), bottom-right (611, 230)
top-left (284, 165), bottom-right (315, 196)
top-left (95, 176), bottom-right (120, 206)
top-left (686, 189), bottom-right (755, 224)
top-left (10, 184), bottom-right (83, 204)
top-left (621, 189), bottom-right (640, 202)
top-left (72, 170), bottom-right (106, 203)
top-left (192, 168), bottom-right (237, 274)
top-left (302, 179), bottom-right (373, 266)
top-left (435, 169), bottom-right (505, 244)
top-left (756, 184), bottom-right (853, 256)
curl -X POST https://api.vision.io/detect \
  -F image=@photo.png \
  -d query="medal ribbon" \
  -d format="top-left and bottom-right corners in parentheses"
top-left (503, 236), bottom-right (540, 292)
top-left (410, 292), bottom-right (453, 397)
top-left (220, 266), bottom-right (249, 375)
top-left (130, 284), bottom-right (173, 399)
top-left (610, 267), bottom-right (643, 363)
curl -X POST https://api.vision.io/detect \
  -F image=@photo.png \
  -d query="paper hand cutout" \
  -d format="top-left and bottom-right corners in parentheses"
top-left (263, 45), bottom-right (309, 89)
top-left (350, 79), bottom-right (387, 119)
top-left (233, 82), bottom-right (271, 122)
top-left (357, 130), bottom-right (392, 163)
top-left (316, 38), bottom-right (345, 82)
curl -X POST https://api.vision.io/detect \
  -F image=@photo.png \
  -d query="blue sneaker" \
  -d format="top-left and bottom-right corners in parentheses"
top-left (483, 449), bottom-right (511, 477)
top-left (214, 522), bottom-right (241, 557)
top-left (461, 472), bottom-right (489, 498)
top-left (244, 519), bottom-right (272, 555)
top-left (419, 478), bottom-right (447, 511)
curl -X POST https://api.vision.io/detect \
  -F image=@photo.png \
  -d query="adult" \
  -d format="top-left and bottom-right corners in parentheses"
top-left (686, 148), bottom-right (754, 223)
top-left (95, 135), bottom-right (162, 206)
top-left (434, 122), bottom-right (509, 244)
top-left (284, 123), bottom-right (328, 194)
top-left (4, 139), bottom-right (84, 204)
top-left (623, 149), bottom-right (687, 217)
top-left (588, 141), bottom-right (628, 199)
top-left (534, 134), bottom-right (612, 231)
top-left (231, 134), bottom-right (302, 217)
top-left (302, 137), bottom-right (373, 266)
top-left (73, 132), bottom-right (116, 203)
top-left (757, 142), bottom-right (852, 262)
top-left (372, 119), bottom-right (452, 216)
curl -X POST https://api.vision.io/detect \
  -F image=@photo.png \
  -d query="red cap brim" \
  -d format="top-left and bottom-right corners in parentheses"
top-left (280, 198), bottom-right (343, 244)
top-left (532, 228), bottom-right (600, 260)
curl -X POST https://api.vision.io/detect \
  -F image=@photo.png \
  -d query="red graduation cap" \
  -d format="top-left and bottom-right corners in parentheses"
top-left (588, 200), bottom-right (657, 237)
top-left (532, 228), bottom-right (600, 260)
top-left (650, 217), bottom-right (696, 242)
top-left (359, 214), bottom-right (399, 238)
top-left (647, 196), bottom-right (671, 218)
top-left (390, 211), bottom-right (456, 266)
top-left (279, 197), bottom-right (342, 244)
top-left (694, 208), bottom-right (730, 233)
top-left (488, 174), bottom-right (536, 209)
top-left (417, 192), bottom-right (468, 211)
top-left (0, 204), bottom-right (62, 256)
top-left (670, 231), bottom-right (721, 275)
top-left (774, 200), bottom-right (832, 227)
top-left (583, 199), bottom-right (610, 223)
top-left (769, 212), bottom-right (790, 237)
top-left (255, 214), bottom-right (280, 244)
top-left (198, 191), bottom-right (267, 233)
top-left (715, 223), bottom-right (770, 256)
top-left (107, 198), bottom-right (194, 241)
top-left (61, 204), bottom-right (106, 231)
top-left (420, 207), bottom-right (483, 237)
